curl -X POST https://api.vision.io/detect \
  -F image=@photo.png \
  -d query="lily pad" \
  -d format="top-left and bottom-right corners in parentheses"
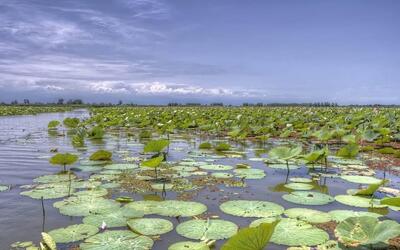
top-left (284, 183), bottom-right (314, 191)
top-left (289, 177), bottom-right (313, 183)
top-left (199, 164), bottom-right (233, 171)
top-left (220, 200), bottom-right (284, 218)
top-left (233, 169), bottom-right (266, 179)
top-left (48, 224), bottom-right (99, 243)
top-left (271, 218), bottom-right (329, 246)
top-left (104, 163), bottom-right (139, 170)
top-left (335, 216), bottom-right (400, 247)
top-left (176, 219), bottom-right (238, 240)
top-left (168, 241), bottom-right (210, 250)
top-left (284, 208), bottom-right (332, 224)
top-left (0, 185), bottom-right (9, 192)
top-left (328, 209), bottom-right (382, 222)
top-left (282, 191), bottom-right (334, 205)
top-left (335, 195), bottom-right (387, 208)
top-left (127, 218), bottom-right (173, 235)
top-left (83, 207), bottom-right (144, 228)
top-left (33, 174), bottom-right (76, 183)
top-left (21, 186), bottom-right (72, 200)
top-left (125, 200), bottom-right (207, 217)
top-left (80, 230), bottom-right (154, 250)
top-left (211, 172), bottom-right (234, 179)
top-left (340, 175), bottom-right (382, 185)
top-left (56, 196), bottom-right (120, 216)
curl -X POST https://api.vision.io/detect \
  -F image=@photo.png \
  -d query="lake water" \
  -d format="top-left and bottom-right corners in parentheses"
top-left (0, 110), bottom-right (399, 249)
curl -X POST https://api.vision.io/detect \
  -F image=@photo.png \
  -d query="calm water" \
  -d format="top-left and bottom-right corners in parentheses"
top-left (0, 110), bottom-right (399, 249)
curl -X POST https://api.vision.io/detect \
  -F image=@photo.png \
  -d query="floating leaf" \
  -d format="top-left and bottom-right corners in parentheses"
top-left (220, 200), bottom-right (284, 218)
top-left (328, 209), bottom-right (382, 222)
top-left (104, 163), bottom-right (138, 170)
top-left (56, 196), bottom-right (120, 216)
top-left (168, 241), bottom-right (210, 250)
top-left (284, 208), bottom-right (331, 224)
top-left (233, 169), bottom-right (266, 179)
top-left (80, 230), bottom-right (154, 250)
top-left (335, 216), bottom-right (400, 247)
top-left (127, 218), bottom-right (173, 235)
top-left (176, 219), bottom-right (238, 240)
top-left (83, 207), bottom-right (144, 228)
top-left (199, 164), bottom-right (233, 171)
top-left (282, 191), bottom-right (334, 205)
top-left (271, 218), bottom-right (329, 246)
top-left (335, 195), bottom-right (386, 208)
top-left (0, 185), bottom-right (9, 192)
top-left (340, 175), bottom-right (382, 185)
top-left (284, 183), bottom-right (314, 191)
top-left (48, 224), bottom-right (99, 243)
top-left (125, 200), bottom-right (207, 217)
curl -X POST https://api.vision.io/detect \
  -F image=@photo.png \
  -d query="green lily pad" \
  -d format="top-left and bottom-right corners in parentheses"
top-left (271, 218), bottom-right (329, 246)
top-left (284, 208), bottom-right (332, 224)
top-left (83, 207), bottom-right (144, 228)
top-left (220, 200), bottom-right (284, 218)
top-left (176, 219), bottom-right (238, 240)
top-left (55, 196), bottom-right (120, 216)
top-left (335, 216), bottom-right (400, 247)
top-left (289, 177), bottom-right (313, 183)
top-left (168, 241), bottom-right (210, 250)
top-left (340, 175), bottom-right (382, 184)
top-left (73, 188), bottom-right (108, 198)
top-left (48, 224), bottom-right (99, 243)
top-left (80, 230), bottom-right (154, 250)
top-left (335, 195), bottom-right (387, 208)
top-left (328, 209), bottom-right (382, 222)
top-left (171, 166), bottom-right (198, 172)
top-left (125, 200), bottom-right (207, 217)
top-left (211, 172), bottom-right (234, 179)
top-left (284, 183), bottom-right (314, 191)
top-left (199, 164), bottom-right (233, 171)
top-left (0, 185), bottom-right (9, 192)
top-left (233, 169), bottom-right (266, 179)
top-left (21, 186), bottom-right (73, 199)
top-left (104, 163), bottom-right (138, 170)
top-left (127, 218), bottom-right (173, 235)
top-left (282, 191), bottom-right (334, 205)
top-left (33, 174), bottom-right (76, 183)
top-left (151, 183), bottom-right (174, 191)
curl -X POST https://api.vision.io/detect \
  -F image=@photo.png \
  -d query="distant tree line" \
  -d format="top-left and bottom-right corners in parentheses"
top-left (1, 99), bottom-right (400, 108)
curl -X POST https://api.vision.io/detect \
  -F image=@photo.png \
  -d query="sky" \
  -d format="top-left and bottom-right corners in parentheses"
top-left (0, 0), bottom-right (399, 105)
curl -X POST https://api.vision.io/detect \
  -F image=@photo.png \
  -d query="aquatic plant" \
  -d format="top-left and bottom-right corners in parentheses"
top-left (89, 150), bottom-right (112, 161)
top-left (87, 126), bottom-right (104, 139)
top-left (63, 117), bottom-right (80, 128)
top-left (268, 146), bottom-right (302, 171)
top-left (221, 221), bottom-right (278, 250)
top-left (47, 120), bottom-right (60, 129)
top-left (49, 153), bottom-right (78, 171)
top-left (335, 216), bottom-right (400, 247)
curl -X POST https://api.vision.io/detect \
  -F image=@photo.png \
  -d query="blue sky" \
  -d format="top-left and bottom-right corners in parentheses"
top-left (0, 0), bottom-right (399, 104)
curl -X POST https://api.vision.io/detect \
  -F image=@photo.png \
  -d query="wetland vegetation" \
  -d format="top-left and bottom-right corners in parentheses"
top-left (1, 106), bottom-right (400, 250)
